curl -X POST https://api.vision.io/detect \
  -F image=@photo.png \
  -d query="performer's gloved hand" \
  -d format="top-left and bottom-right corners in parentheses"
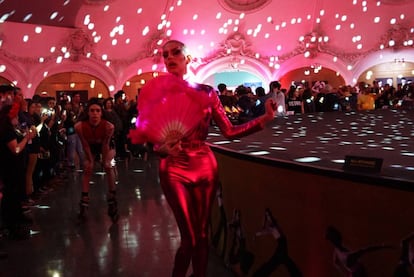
top-left (157, 131), bottom-right (183, 157)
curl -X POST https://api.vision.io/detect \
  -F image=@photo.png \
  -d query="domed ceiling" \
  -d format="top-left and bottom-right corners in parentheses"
top-left (0, 0), bottom-right (413, 92)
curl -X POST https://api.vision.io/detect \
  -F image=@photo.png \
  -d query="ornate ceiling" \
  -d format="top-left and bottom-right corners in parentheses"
top-left (0, 0), bottom-right (413, 94)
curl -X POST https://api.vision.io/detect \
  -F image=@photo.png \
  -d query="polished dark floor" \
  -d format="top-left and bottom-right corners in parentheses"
top-left (0, 155), bottom-right (234, 277)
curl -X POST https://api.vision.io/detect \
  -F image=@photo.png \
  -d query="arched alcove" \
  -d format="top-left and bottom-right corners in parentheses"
top-left (204, 71), bottom-right (264, 92)
top-left (357, 61), bottom-right (414, 86)
top-left (193, 56), bottom-right (272, 87)
top-left (36, 72), bottom-right (109, 101)
top-left (351, 48), bottom-right (414, 82)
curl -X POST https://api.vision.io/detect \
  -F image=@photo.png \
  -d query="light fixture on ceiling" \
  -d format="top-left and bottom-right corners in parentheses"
top-left (394, 58), bottom-right (405, 65)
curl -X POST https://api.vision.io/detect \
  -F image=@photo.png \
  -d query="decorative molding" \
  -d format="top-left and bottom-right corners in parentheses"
top-left (223, 32), bottom-right (254, 56)
top-left (378, 23), bottom-right (414, 50)
top-left (218, 0), bottom-right (271, 13)
top-left (298, 31), bottom-right (328, 59)
top-left (0, 49), bottom-right (40, 65)
top-left (202, 31), bottom-right (256, 64)
top-left (0, 28), bottom-right (103, 67)
top-left (66, 29), bottom-right (95, 61)
top-left (272, 24), bottom-right (413, 65)
top-left (331, 50), bottom-right (374, 64)
top-left (1, 19), bottom-right (412, 80)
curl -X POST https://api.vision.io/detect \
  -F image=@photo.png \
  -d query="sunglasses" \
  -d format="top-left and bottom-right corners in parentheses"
top-left (162, 48), bottom-right (183, 59)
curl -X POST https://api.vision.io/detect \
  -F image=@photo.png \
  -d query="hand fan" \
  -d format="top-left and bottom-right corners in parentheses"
top-left (132, 74), bottom-right (211, 145)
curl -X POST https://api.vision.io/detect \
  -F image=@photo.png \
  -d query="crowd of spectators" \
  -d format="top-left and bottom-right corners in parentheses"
top-left (0, 77), bottom-right (413, 241)
top-left (216, 79), bottom-right (414, 123)
top-left (0, 86), bottom-right (138, 241)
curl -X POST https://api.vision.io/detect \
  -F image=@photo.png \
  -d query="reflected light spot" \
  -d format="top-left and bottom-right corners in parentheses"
top-left (331, 159), bottom-right (345, 164)
top-left (34, 204), bottom-right (51, 209)
top-left (23, 13), bottom-right (32, 22)
top-left (294, 157), bottom-right (321, 163)
top-left (249, 151), bottom-right (270, 156)
top-left (212, 141), bottom-right (232, 145)
top-left (30, 230), bottom-right (41, 236)
top-left (51, 271), bottom-right (61, 277)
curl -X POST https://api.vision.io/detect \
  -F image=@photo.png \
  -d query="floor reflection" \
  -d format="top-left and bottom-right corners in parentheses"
top-left (0, 155), bottom-right (233, 277)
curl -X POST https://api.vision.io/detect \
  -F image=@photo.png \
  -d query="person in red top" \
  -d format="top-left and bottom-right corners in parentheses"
top-left (74, 97), bottom-right (118, 222)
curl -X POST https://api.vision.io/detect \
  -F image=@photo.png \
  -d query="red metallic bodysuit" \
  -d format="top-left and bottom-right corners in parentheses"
top-left (157, 84), bottom-right (266, 277)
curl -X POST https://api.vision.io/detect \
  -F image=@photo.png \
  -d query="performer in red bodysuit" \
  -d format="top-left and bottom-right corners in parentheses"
top-left (75, 98), bottom-right (118, 222)
top-left (130, 40), bottom-right (276, 277)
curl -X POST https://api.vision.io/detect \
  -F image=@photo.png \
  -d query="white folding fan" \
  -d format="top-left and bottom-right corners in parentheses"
top-left (133, 74), bottom-right (211, 145)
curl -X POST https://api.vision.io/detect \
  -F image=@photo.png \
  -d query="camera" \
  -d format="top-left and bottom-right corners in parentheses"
top-left (42, 108), bottom-right (53, 117)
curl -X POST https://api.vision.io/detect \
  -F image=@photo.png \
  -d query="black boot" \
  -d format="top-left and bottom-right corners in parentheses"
top-left (107, 191), bottom-right (118, 223)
